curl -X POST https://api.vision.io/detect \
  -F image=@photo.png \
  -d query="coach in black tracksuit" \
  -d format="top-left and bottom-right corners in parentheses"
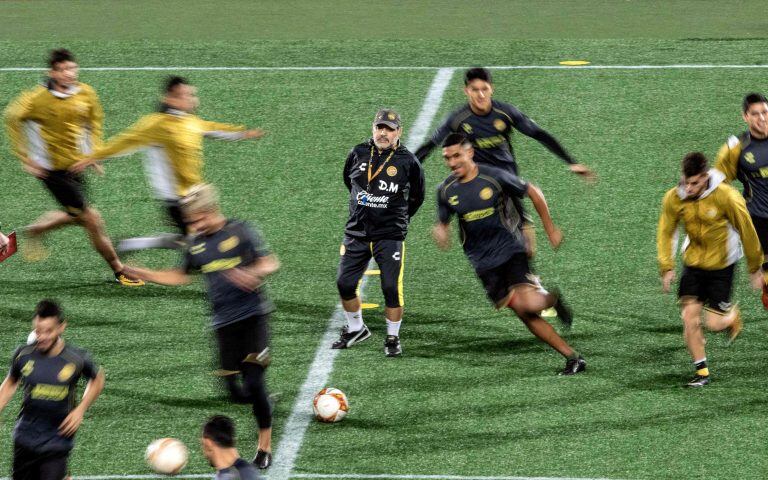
top-left (333, 109), bottom-right (425, 357)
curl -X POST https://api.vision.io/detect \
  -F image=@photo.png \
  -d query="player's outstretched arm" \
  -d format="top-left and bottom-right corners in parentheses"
top-left (122, 266), bottom-right (191, 286)
top-left (0, 375), bottom-right (19, 414)
top-left (432, 223), bottom-right (451, 250)
top-left (59, 368), bottom-right (105, 437)
top-left (526, 184), bottom-right (562, 249)
top-left (201, 120), bottom-right (265, 141)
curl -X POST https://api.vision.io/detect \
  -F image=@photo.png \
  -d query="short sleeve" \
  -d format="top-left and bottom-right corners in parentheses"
top-left (8, 347), bottom-right (22, 381)
top-left (181, 245), bottom-right (199, 274)
top-left (238, 223), bottom-right (270, 260)
top-left (436, 185), bottom-right (453, 224)
top-left (79, 350), bottom-right (99, 381)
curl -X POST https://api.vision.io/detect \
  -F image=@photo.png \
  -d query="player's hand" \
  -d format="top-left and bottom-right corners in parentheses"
top-left (59, 408), bottom-right (84, 437)
top-left (242, 128), bottom-right (266, 140)
top-left (750, 270), bottom-right (764, 290)
top-left (90, 163), bottom-right (104, 176)
top-left (223, 267), bottom-right (263, 292)
top-left (22, 161), bottom-right (47, 179)
top-left (546, 227), bottom-right (563, 249)
top-left (432, 224), bottom-right (451, 250)
top-left (569, 164), bottom-right (597, 183)
top-left (661, 270), bottom-right (676, 293)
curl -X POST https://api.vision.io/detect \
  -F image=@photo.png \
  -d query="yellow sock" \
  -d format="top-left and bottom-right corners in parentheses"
top-left (696, 367), bottom-right (709, 377)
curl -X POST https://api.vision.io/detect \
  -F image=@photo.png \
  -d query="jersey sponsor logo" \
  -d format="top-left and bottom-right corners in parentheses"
top-left (356, 191), bottom-right (390, 208)
top-left (462, 123), bottom-right (473, 134)
top-left (31, 384), bottom-right (69, 401)
top-left (21, 360), bottom-right (34, 377)
top-left (760, 167), bottom-right (768, 178)
top-left (745, 152), bottom-right (756, 164)
top-left (386, 165), bottom-right (398, 177)
top-left (57, 363), bottom-right (76, 382)
top-left (475, 135), bottom-right (506, 149)
top-left (493, 119), bottom-right (506, 131)
top-left (340, 244), bottom-right (346, 256)
top-left (462, 207), bottom-right (495, 222)
top-left (190, 243), bottom-right (206, 255)
top-left (201, 256), bottom-right (242, 273)
top-left (218, 236), bottom-right (239, 252)
top-left (377, 180), bottom-right (399, 193)
top-left (480, 187), bottom-right (493, 200)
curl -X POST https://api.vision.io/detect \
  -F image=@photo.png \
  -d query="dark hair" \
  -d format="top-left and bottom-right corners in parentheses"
top-left (48, 49), bottom-right (75, 69)
top-left (202, 415), bottom-right (235, 448)
top-left (164, 76), bottom-right (189, 94)
top-left (742, 92), bottom-right (768, 113)
top-left (464, 67), bottom-right (492, 85)
top-left (682, 152), bottom-right (708, 177)
top-left (442, 132), bottom-right (471, 148)
top-left (34, 299), bottom-right (63, 323)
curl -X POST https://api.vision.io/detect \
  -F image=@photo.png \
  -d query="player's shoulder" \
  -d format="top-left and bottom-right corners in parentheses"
top-left (437, 175), bottom-right (460, 194)
top-left (662, 186), bottom-right (682, 205)
top-left (217, 458), bottom-right (260, 480)
top-left (491, 99), bottom-right (520, 117)
top-left (714, 182), bottom-right (744, 201)
top-left (60, 343), bottom-right (94, 366)
top-left (77, 82), bottom-right (97, 95)
top-left (11, 344), bottom-right (35, 362)
top-left (395, 144), bottom-right (419, 163)
top-left (16, 84), bottom-right (48, 103)
top-left (477, 163), bottom-right (516, 182)
top-left (445, 104), bottom-right (473, 128)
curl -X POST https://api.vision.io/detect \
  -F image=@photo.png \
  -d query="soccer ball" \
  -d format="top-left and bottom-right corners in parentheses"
top-left (313, 387), bottom-right (349, 423)
top-left (145, 438), bottom-right (188, 475)
top-left (27, 331), bottom-right (36, 345)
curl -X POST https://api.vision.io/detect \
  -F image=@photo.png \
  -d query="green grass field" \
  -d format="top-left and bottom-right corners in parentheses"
top-left (2, 2), bottom-right (768, 480)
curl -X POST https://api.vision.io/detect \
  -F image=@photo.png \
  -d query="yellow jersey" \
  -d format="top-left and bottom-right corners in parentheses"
top-left (657, 169), bottom-right (762, 273)
top-left (91, 106), bottom-right (245, 199)
top-left (4, 81), bottom-right (103, 171)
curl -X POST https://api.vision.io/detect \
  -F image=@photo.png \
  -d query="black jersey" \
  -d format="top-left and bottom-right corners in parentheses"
top-left (214, 458), bottom-right (261, 480)
top-left (735, 133), bottom-right (768, 219)
top-left (343, 139), bottom-right (425, 241)
top-left (416, 100), bottom-right (575, 174)
top-left (437, 164), bottom-right (529, 271)
top-left (8, 343), bottom-right (99, 452)
top-left (183, 220), bottom-right (275, 329)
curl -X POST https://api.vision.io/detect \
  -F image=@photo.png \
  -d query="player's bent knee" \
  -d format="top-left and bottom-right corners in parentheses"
top-left (337, 278), bottom-right (358, 300)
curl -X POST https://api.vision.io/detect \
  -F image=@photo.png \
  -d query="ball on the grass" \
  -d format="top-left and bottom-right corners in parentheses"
top-left (146, 438), bottom-right (188, 475)
top-left (313, 387), bottom-right (349, 423)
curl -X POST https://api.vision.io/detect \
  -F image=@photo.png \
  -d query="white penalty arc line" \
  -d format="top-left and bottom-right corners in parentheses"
top-left (2, 64), bottom-right (768, 72)
top-left (0, 474), bottom-right (621, 480)
top-left (267, 67), bottom-right (455, 480)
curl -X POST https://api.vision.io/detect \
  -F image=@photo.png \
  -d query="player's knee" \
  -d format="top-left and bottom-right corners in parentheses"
top-left (80, 208), bottom-right (103, 227)
top-left (337, 276), bottom-right (358, 300)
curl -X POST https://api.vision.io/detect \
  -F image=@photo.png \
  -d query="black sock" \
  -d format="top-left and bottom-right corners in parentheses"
top-left (694, 359), bottom-right (709, 377)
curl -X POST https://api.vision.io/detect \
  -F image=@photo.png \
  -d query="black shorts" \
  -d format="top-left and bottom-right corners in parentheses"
top-left (477, 252), bottom-right (536, 307)
top-left (678, 264), bottom-right (735, 313)
top-left (13, 443), bottom-right (68, 480)
top-left (751, 214), bottom-right (768, 253)
top-left (215, 314), bottom-right (270, 372)
top-left (163, 199), bottom-right (188, 234)
top-left (337, 236), bottom-right (405, 308)
top-left (40, 170), bottom-right (87, 217)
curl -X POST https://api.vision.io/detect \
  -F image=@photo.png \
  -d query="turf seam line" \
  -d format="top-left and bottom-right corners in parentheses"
top-left (4, 64), bottom-right (768, 72)
top-left (267, 67), bottom-right (455, 480)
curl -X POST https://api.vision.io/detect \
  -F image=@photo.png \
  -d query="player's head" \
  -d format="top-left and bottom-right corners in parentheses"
top-left (32, 299), bottom-right (66, 353)
top-left (164, 76), bottom-right (199, 113)
top-left (442, 132), bottom-right (475, 179)
top-left (464, 67), bottom-right (493, 113)
top-left (201, 415), bottom-right (236, 466)
top-left (372, 109), bottom-right (402, 150)
top-left (180, 183), bottom-right (224, 235)
top-left (47, 48), bottom-right (78, 88)
top-left (681, 152), bottom-right (710, 198)
top-left (742, 93), bottom-right (768, 138)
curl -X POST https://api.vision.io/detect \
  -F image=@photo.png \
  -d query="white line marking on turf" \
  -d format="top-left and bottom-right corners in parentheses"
top-left (267, 67), bottom-right (455, 480)
top-left (3, 64), bottom-right (768, 72)
top-left (0, 474), bottom-right (620, 480)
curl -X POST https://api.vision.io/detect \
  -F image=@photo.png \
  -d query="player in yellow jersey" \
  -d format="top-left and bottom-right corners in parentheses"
top-left (657, 152), bottom-right (763, 387)
top-left (4, 49), bottom-right (143, 286)
top-left (72, 76), bottom-right (264, 249)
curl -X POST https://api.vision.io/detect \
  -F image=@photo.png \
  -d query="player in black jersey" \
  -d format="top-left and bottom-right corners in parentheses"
top-left (203, 415), bottom-right (261, 480)
top-left (433, 133), bottom-right (585, 375)
top-left (0, 299), bottom-right (105, 480)
top-left (333, 109), bottom-right (425, 357)
top-left (124, 184), bottom-right (279, 469)
top-left (714, 93), bottom-right (768, 309)
top-left (417, 67), bottom-right (594, 255)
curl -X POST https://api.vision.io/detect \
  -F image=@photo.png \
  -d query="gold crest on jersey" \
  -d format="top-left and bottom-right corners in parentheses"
top-left (58, 363), bottom-right (76, 382)
top-left (480, 187), bottom-right (493, 200)
top-left (387, 166), bottom-right (398, 177)
top-left (493, 119), bottom-right (506, 131)
top-left (218, 236), bottom-right (239, 252)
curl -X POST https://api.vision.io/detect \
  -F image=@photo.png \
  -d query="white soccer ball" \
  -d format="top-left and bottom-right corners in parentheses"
top-left (27, 331), bottom-right (37, 345)
top-left (313, 387), bottom-right (349, 423)
top-left (146, 438), bottom-right (188, 475)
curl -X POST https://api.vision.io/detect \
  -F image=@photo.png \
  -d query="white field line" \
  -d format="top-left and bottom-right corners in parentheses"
top-left (2, 64), bottom-right (768, 72)
top-left (267, 67), bottom-right (455, 480)
top-left (0, 474), bottom-right (621, 480)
